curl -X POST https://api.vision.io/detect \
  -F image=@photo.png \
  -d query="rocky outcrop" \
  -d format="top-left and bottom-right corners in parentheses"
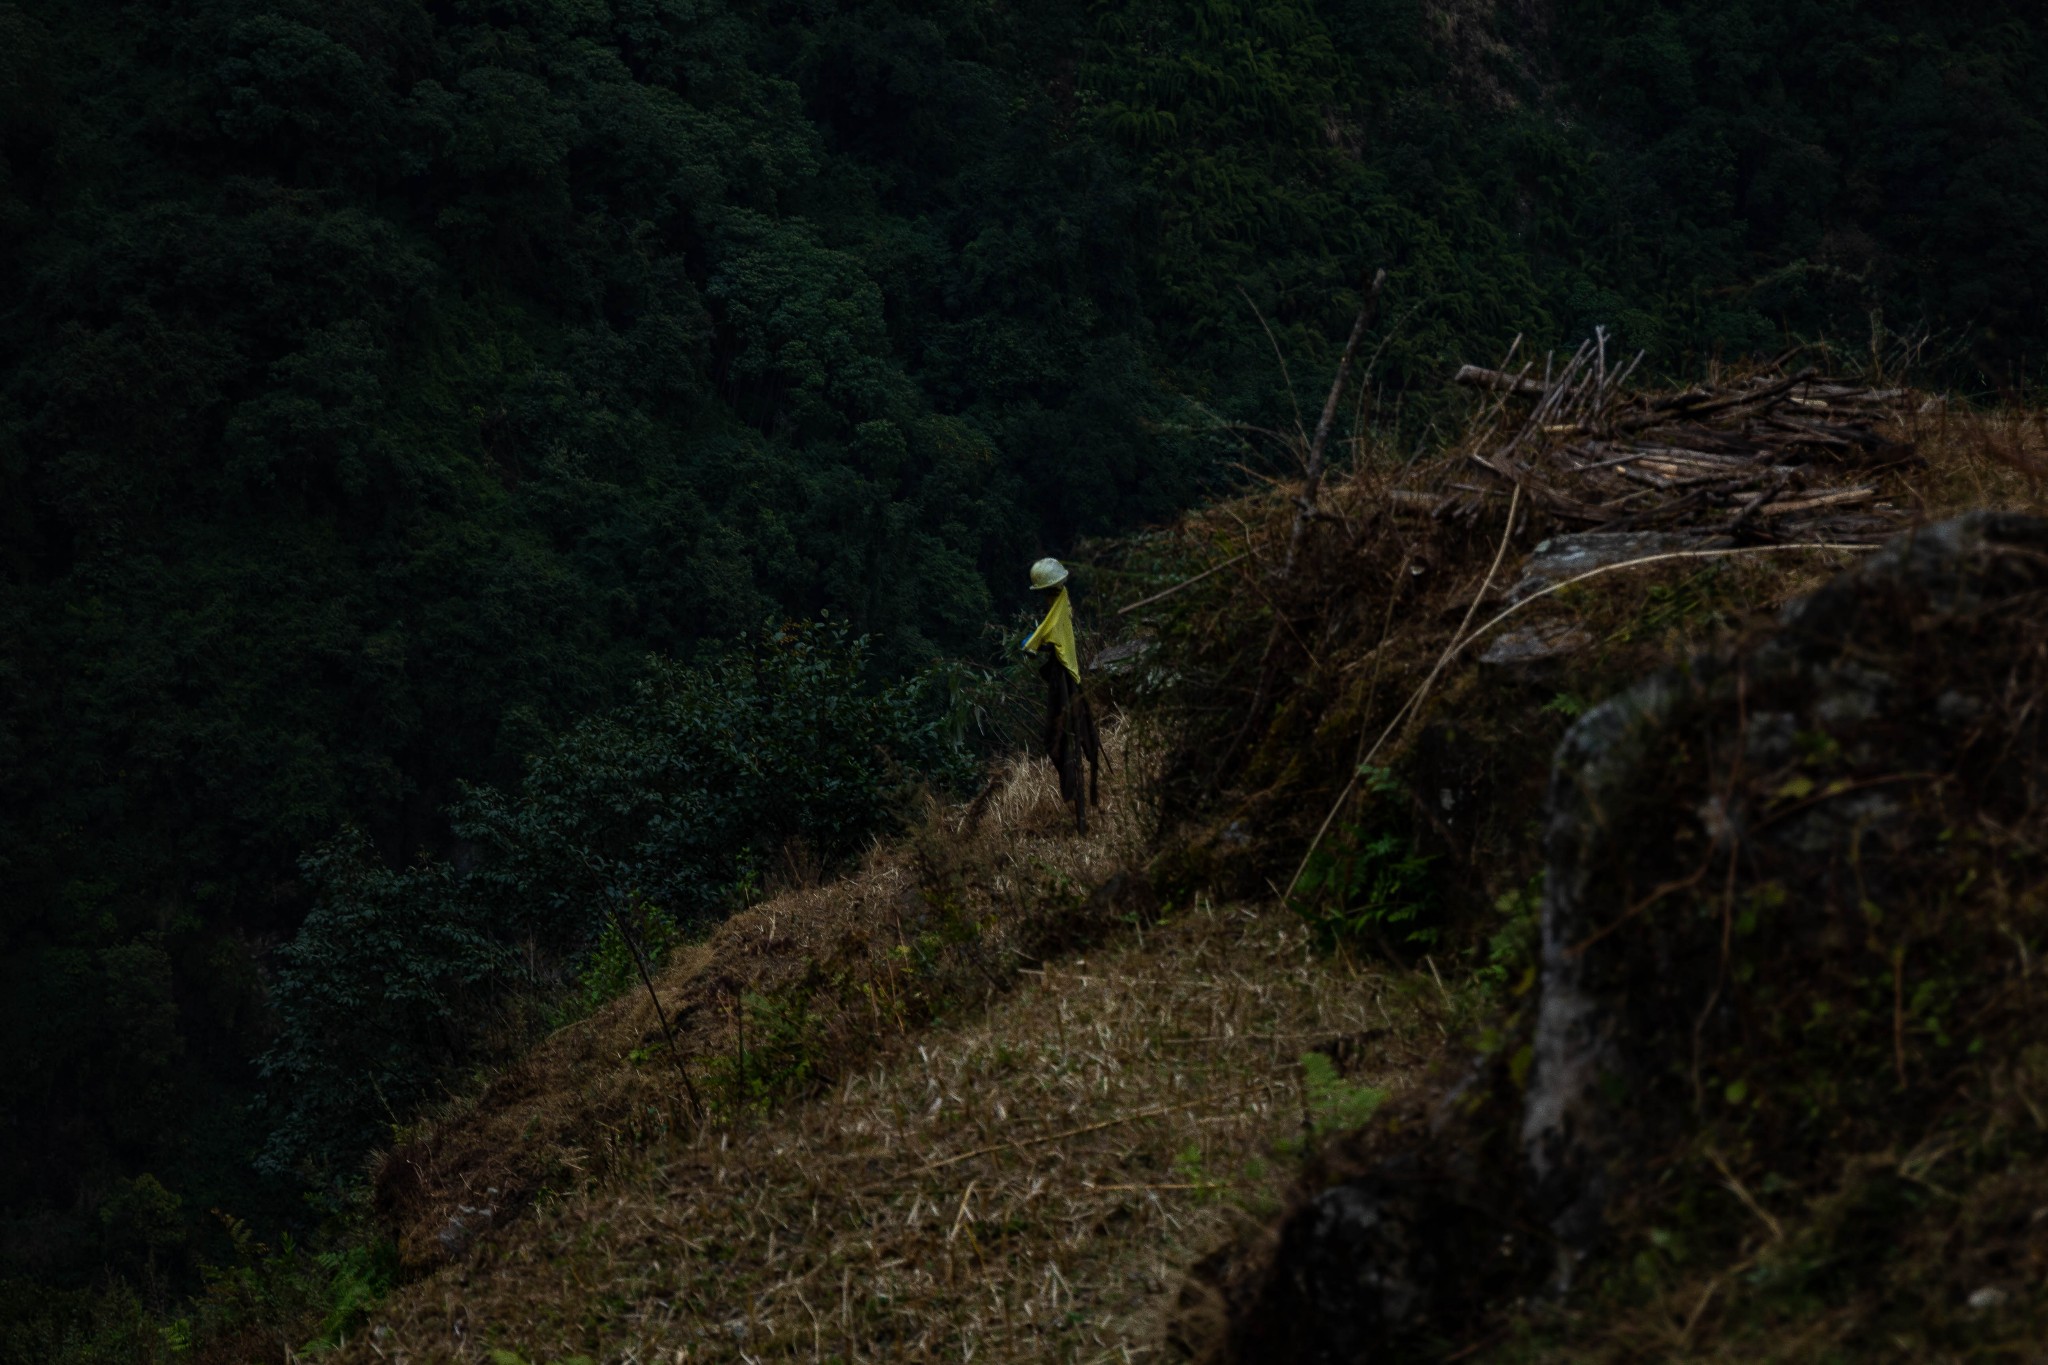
top-left (1524, 511), bottom-right (2048, 1270)
top-left (1219, 1156), bottom-right (1533, 1363)
top-left (1186, 512), bottom-right (2048, 1360)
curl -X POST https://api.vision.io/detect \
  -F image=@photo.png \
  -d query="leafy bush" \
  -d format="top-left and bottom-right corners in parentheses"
top-left (183, 1213), bottom-right (396, 1358)
top-left (704, 989), bottom-right (830, 1120)
top-left (1291, 767), bottom-right (1440, 956)
top-left (454, 619), bottom-right (978, 935)
top-left (260, 619), bottom-right (976, 1175)
top-left (0, 1214), bottom-right (395, 1365)
top-left (1299, 1051), bottom-right (1387, 1138)
top-left (1473, 877), bottom-right (1545, 1001)
top-left (552, 899), bottom-right (681, 1028)
top-left (258, 834), bottom-right (514, 1177)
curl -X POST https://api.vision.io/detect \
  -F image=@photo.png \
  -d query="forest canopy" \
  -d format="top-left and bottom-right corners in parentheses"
top-left (1, 0), bottom-right (2043, 1333)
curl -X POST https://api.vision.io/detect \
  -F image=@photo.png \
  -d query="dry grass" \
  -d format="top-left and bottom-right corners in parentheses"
top-left (1144, 392), bottom-right (2048, 1363)
top-left (1896, 401), bottom-right (2048, 519)
top-left (369, 735), bottom-right (1157, 1276)
top-left (343, 726), bottom-right (1450, 1363)
top-left (344, 886), bottom-right (1446, 1363)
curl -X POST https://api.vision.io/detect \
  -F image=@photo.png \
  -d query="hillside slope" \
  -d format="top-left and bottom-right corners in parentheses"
top-left (334, 364), bottom-right (2048, 1363)
top-left (345, 747), bottom-right (1452, 1362)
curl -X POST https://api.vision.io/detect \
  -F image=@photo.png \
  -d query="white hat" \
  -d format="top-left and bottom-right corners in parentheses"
top-left (1029, 557), bottom-right (1069, 590)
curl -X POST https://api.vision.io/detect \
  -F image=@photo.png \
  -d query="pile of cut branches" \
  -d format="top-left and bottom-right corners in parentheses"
top-left (1443, 340), bottom-right (1921, 540)
top-left (1107, 334), bottom-right (1954, 922)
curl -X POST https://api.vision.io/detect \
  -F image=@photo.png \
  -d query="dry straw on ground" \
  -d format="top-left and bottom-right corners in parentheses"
top-left (343, 744), bottom-right (1448, 1364)
top-left (369, 736), bottom-right (1154, 1273)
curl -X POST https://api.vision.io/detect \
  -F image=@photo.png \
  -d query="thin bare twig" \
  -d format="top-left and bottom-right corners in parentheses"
top-left (581, 853), bottom-right (703, 1121)
top-left (1285, 481), bottom-right (1525, 901)
top-left (1218, 270), bottom-right (1389, 778)
top-left (1708, 1149), bottom-right (1785, 1242)
top-left (1116, 552), bottom-right (1252, 616)
top-left (918, 1101), bottom-right (1198, 1172)
top-left (1283, 540), bottom-right (1876, 902)
top-left (1238, 284), bottom-right (1307, 448)
top-left (1286, 269), bottom-right (1388, 572)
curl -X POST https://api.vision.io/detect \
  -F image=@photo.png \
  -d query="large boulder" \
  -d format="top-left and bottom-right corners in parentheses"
top-left (1524, 511), bottom-right (2048, 1269)
top-left (1188, 512), bottom-right (2048, 1360)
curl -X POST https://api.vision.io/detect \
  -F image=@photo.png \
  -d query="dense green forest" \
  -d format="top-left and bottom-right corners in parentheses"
top-left (1, 0), bottom-right (2043, 1350)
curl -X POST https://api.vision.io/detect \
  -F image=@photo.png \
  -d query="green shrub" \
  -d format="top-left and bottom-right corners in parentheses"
top-left (1292, 821), bottom-right (1439, 952)
top-left (1299, 1051), bottom-right (1387, 1137)
top-left (1473, 876), bottom-right (1544, 1001)
top-left (705, 989), bottom-right (829, 1120)
top-left (262, 619), bottom-right (973, 1175)
top-left (258, 834), bottom-right (514, 1176)
top-left (1290, 765), bottom-right (1440, 952)
top-left (0, 1215), bottom-right (395, 1365)
top-left (452, 618), bottom-right (980, 934)
top-left (552, 899), bottom-right (681, 1027)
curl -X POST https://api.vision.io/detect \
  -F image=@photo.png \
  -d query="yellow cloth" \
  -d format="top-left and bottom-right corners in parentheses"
top-left (1024, 586), bottom-right (1080, 681)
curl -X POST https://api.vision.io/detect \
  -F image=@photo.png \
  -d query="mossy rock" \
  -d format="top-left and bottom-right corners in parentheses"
top-left (1206, 513), bottom-right (2048, 1362)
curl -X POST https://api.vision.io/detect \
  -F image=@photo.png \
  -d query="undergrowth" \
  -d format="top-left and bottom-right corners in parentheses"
top-left (1289, 765), bottom-right (1442, 954)
top-left (548, 899), bottom-right (681, 1030)
top-left (703, 988), bottom-right (831, 1120)
top-left (1298, 1051), bottom-right (1388, 1138)
top-left (0, 1210), bottom-right (398, 1365)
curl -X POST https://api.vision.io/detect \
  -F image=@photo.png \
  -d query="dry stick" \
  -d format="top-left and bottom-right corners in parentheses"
top-left (917, 1101), bottom-right (1195, 1172)
top-left (1285, 480), bottom-right (1525, 902)
top-left (1282, 540), bottom-right (1877, 902)
top-left (1452, 364), bottom-right (1548, 397)
top-left (1893, 944), bottom-right (1909, 1088)
top-left (1595, 349), bottom-right (1648, 423)
top-left (613, 898), bottom-right (705, 1122)
top-left (1629, 367), bottom-right (1819, 429)
top-left (1719, 476), bottom-right (1788, 540)
top-left (1708, 1149), bottom-right (1785, 1241)
top-left (1490, 343), bottom-right (1595, 476)
top-left (946, 1179), bottom-right (979, 1243)
top-left (1579, 326), bottom-right (1609, 425)
top-left (1433, 358), bottom-right (1537, 504)
top-left (1115, 551), bottom-right (1252, 616)
top-left (1753, 486), bottom-right (1877, 518)
top-left (578, 852), bottom-right (704, 1120)
top-left (1569, 853), bottom-right (1715, 957)
top-left (1219, 270), bottom-right (1387, 777)
top-left (1238, 285), bottom-right (1308, 448)
top-left (1344, 300), bottom-right (1426, 472)
top-left (1243, 325), bottom-right (1535, 794)
top-left (1679, 1277), bottom-right (1724, 1344)
top-left (1285, 268), bottom-right (1388, 573)
top-left (1346, 547), bottom-right (1417, 775)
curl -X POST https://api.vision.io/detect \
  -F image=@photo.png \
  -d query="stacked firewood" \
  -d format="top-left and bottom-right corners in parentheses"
top-left (1440, 342), bottom-right (1921, 541)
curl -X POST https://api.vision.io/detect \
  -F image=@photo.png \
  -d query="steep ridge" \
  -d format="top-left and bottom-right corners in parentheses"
top-left (344, 746), bottom-right (1453, 1362)
top-left (1188, 512), bottom-right (2048, 1361)
top-left (368, 743), bottom-right (1156, 1280)
top-left (11, 5), bottom-right (2048, 1338)
top-left (339, 368), bottom-right (2048, 1362)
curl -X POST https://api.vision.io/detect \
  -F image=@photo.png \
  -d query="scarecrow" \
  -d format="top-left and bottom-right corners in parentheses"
top-left (1022, 557), bottom-right (1103, 833)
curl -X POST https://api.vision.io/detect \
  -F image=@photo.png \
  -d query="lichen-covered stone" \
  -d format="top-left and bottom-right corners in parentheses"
top-left (1198, 513), bottom-right (2048, 1359)
top-left (1524, 512), bottom-right (2048, 1271)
